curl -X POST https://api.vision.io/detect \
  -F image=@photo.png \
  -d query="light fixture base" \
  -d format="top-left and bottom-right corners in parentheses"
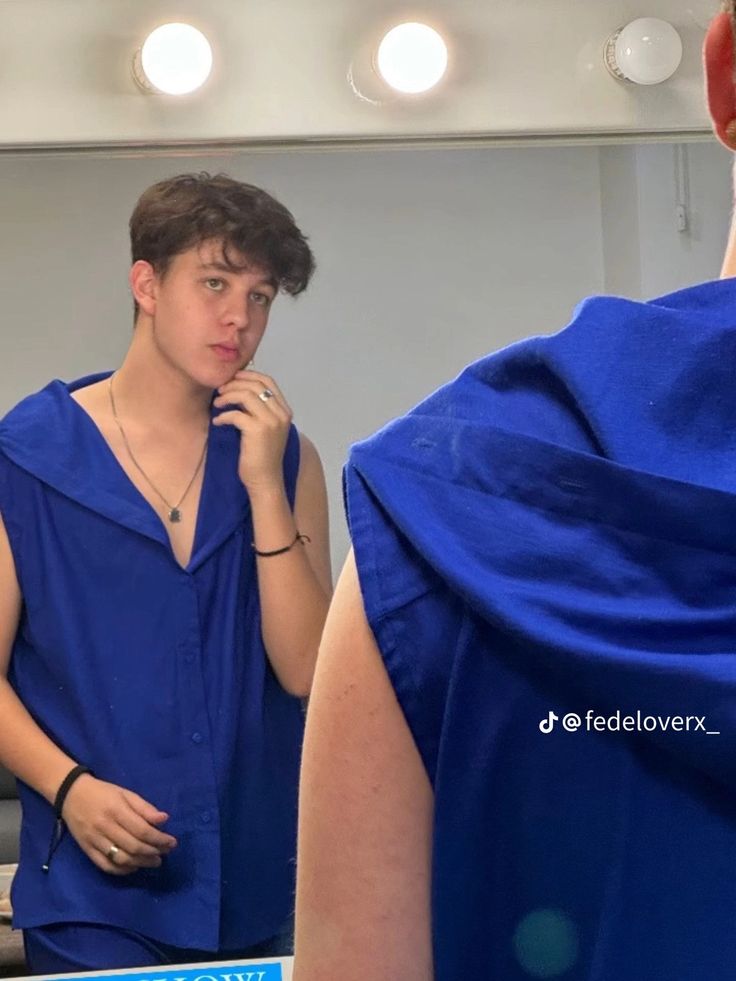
top-left (131, 48), bottom-right (156, 93)
top-left (603, 28), bottom-right (628, 82)
top-left (347, 36), bottom-right (395, 106)
top-left (603, 18), bottom-right (683, 86)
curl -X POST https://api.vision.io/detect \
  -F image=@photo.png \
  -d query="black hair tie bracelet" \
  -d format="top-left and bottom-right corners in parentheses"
top-left (42, 764), bottom-right (93, 873)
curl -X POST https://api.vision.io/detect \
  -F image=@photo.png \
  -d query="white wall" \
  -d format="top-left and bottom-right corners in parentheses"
top-left (0, 145), bottom-right (606, 569)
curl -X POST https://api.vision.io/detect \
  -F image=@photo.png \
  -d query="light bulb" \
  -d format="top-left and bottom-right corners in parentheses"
top-left (604, 18), bottom-right (683, 85)
top-left (133, 23), bottom-right (213, 96)
top-left (375, 22), bottom-right (448, 94)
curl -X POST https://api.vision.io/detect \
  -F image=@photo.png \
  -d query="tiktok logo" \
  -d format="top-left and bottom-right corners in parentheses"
top-left (539, 711), bottom-right (558, 733)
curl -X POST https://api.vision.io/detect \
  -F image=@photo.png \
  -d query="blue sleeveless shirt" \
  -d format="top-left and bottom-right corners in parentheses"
top-left (345, 278), bottom-right (736, 979)
top-left (0, 371), bottom-right (304, 951)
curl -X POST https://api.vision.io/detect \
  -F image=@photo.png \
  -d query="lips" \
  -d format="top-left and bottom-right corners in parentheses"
top-left (212, 344), bottom-right (241, 362)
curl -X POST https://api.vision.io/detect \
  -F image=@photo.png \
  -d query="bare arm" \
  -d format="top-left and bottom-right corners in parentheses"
top-left (213, 368), bottom-right (333, 696)
top-left (0, 513), bottom-right (177, 874)
top-left (293, 549), bottom-right (434, 981)
top-left (0, 513), bottom-right (75, 803)
top-left (250, 431), bottom-right (332, 696)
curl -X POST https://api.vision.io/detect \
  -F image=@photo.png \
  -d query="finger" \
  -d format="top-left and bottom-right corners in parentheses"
top-left (230, 372), bottom-right (291, 412)
top-left (86, 848), bottom-right (133, 876)
top-left (212, 407), bottom-right (290, 436)
top-left (102, 851), bottom-right (142, 875)
top-left (111, 818), bottom-right (174, 855)
top-left (214, 387), bottom-right (290, 420)
top-left (87, 842), bottom-right (145, 876)
top-left (102, 843), bottom-right (161, 870)
top-left (221, 374), bottom-right (293, 416)
top-left (94, 824), bottom-right (164, 861)
top-left (211, 410), bottom-right (251, 433)
top-left (251, 377), bottom-right (292, 416)
top-left (120, 790), bottom-right (169, 825)
top-left (120, 792), bottom-right (178, 848)
top-left (93, 833), bottom-right (161, 865)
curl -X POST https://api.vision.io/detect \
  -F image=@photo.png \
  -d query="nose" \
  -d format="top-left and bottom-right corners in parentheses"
top-left (222, 293), bottom-right (250, 332)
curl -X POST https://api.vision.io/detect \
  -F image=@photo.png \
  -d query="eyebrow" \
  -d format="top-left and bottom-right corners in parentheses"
top-left (199, 261), bottom-right (277, 291)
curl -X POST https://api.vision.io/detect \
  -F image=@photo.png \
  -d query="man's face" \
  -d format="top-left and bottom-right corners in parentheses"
top-left (148, 239), bottom-right (277, 390)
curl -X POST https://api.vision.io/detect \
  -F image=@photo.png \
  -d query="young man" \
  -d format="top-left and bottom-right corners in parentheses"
top-left (0, 173), bottom-right (332, 971)
top-left (294, 8), bottom-right (736, 980)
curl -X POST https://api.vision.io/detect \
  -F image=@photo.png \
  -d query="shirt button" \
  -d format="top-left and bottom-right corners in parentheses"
top-left (191, 732), bottom-right (204, 744)
top-left (184, 653), bottom-right (195, 664)
top-left (200, 810), bottom-right (212, 823)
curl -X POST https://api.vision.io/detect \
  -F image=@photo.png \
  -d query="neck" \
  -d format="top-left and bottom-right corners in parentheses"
top-left (722, 221), bottom-right (736, 280)
top-left (721, 162), bottom-right (736, 280)
top-left (112, 318), bottom-right (212, 433)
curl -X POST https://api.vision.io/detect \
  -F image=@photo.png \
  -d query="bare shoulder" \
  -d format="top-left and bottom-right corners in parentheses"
top-left (68, 378), bottom-right (109, 420)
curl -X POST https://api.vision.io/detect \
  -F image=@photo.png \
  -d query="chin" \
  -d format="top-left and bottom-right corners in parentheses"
top-left (191, 362), bottom-right (240, 390)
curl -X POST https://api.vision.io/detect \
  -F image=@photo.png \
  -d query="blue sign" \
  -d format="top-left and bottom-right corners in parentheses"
top-left (50, 964), bottom-right (282, 981)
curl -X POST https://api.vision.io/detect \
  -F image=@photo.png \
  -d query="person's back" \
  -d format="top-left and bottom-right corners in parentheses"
top-left (293, 9), bottom-right (736, 979)
top-left (342, 277), bottom-right (736, 977)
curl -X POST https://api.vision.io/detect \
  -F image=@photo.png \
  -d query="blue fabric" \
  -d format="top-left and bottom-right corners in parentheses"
top-left (344, 277), bottom-right (736, 979)
top-left (0, 371), bottom-right (304, 952)
top-left (23, 918), bottom-right (293, 972)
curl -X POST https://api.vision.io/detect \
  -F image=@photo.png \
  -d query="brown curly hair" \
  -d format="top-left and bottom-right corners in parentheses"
top-left (129, 172), bottom-right (315, 316)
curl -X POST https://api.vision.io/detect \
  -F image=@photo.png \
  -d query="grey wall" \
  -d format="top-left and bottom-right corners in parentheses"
top-left (0, 140), bottom-right (731, 571)
top-left (599, 141), bottom-right (733, 299)
top-left (635, 142), bottom-right (733, 296)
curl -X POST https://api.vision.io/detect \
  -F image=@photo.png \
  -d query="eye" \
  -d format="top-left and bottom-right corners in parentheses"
top-left (251, 291), bottom-right (272, 307)
top-left (205, 277), bottom-right (225, 291)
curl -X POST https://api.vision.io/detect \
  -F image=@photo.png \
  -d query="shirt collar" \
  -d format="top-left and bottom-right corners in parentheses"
top-left (0, 372), bottom-right (250, 569)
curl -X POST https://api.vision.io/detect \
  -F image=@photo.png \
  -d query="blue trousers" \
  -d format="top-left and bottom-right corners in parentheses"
top-left (23, 920), bottom-right (293, 974)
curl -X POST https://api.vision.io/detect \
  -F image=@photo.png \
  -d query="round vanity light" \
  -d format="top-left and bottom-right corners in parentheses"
top-left (133, 23), bottom-right (213, 95)
top-left (375, 22), bottom-right (448, 94)
top-left (604, 18), bottom-right (683, 85)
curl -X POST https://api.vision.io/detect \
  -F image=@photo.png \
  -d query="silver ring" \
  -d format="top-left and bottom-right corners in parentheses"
top-left (106, 844), bottom-right (120, 862)
top-left (258, 388), bottom-right (274, 402)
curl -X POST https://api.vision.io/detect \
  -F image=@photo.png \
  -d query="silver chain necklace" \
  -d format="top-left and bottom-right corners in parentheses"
top-left (108, 374), bottom-right (208, 524)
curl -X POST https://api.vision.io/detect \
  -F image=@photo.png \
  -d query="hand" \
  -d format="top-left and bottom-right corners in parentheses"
top-left (62, 774), bottom-right (177, 876)
top-left (212, 369), bottom-right (293, 494)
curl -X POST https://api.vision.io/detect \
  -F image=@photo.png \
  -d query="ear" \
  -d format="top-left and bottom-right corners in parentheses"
top-left (704, 11), bottom-right (736, 149)
top-left (129, 260), bottom-right (158, 317)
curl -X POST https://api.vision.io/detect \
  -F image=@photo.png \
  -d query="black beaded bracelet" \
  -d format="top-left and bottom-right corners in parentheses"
top-left (42, 764), bottom-right (93, 873)
top-left (252, 531), bottom-right (311, 557)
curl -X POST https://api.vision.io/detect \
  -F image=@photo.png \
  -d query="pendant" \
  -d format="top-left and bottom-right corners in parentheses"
top-left (168, 508), bottom-right (182, 523)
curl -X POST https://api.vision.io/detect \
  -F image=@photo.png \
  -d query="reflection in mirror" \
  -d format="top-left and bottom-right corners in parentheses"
top-left (2, 143), bottom-right (729, 563)
top-left (0, 167), bottom-right (335, 973)
top-left (0, 138), bottom-right (731, 976)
